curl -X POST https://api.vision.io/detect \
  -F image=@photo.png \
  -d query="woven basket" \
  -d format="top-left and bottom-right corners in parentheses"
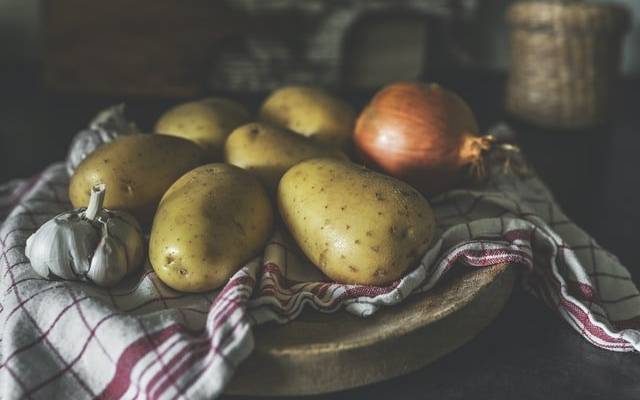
top-left (505, 1), bottom-right (630, 130)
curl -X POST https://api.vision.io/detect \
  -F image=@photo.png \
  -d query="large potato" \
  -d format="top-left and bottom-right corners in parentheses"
top-left (224, 122), bottom-right (347, 194)
top-left (259, 86), bottom-right (356, 151)
top-left (155, 97), bottom-right (249, 159)
top-left (69, 134), bottom-right (206, 223)
top-left (149, 164), bottom-right (274, 292)
top-left (278, 158), bottom-right (435, 285)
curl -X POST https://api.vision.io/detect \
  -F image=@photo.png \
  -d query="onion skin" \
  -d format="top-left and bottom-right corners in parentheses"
top-left (355, 82), bottom-right (485, 195)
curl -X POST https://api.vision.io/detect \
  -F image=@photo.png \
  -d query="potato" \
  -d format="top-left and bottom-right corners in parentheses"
top-left (278, 158), bottom-right (435, 285)
top-left (69, 134), bottom-right (206, 223)
top-left (149, 164), bottom-right (274, 292)
top-left (224, 122), bottom-right (348, 194)
top-left (259, 86), bottom-right (356, 151)
top-left (155, 97), bottom-right (249, 159)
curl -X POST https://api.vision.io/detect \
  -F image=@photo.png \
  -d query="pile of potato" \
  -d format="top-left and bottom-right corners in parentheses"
top-left (69, 86), bottom-right (436, 293)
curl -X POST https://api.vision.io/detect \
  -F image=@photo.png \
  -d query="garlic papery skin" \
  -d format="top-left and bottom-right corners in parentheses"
top-left (25, 213), bottom-right (99, 280)
top-left (25, 184), bottom-right (144, 287)
top-left (66, 104), bottom-right (138, 175)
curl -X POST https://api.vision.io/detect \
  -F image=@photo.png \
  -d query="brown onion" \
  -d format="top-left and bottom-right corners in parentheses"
top-left (354, 82), bottom-right (495, 195)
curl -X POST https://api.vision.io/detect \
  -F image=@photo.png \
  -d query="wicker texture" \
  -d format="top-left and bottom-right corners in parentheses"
top-left (506, 1), bottom-right (630, 129)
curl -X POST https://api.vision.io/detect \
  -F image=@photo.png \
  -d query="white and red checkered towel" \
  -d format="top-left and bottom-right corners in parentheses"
top-left (1, 128), bottom-right (639, 399)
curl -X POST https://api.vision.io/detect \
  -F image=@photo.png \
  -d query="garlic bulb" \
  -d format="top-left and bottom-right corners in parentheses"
top-left (66, 104), bottom-right (138, 175)
top-left (25, 184), bottom-right (144, 287)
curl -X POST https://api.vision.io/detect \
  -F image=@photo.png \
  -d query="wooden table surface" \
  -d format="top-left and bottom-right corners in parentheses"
top-left (2, 69), bottom-right (639, 399)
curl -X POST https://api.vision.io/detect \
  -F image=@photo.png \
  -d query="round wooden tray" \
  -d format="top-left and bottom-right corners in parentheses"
top-left (226, 264), bottom-right (515, 396)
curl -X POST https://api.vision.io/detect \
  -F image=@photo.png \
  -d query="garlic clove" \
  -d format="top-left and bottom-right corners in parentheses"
top-left (87, 233), bottom-right (128, 287)
top-left (64, 218), bottom-right (100, 278)
top-left (106, 212), bottom-right (144, 274)
top-left (25, 221), bottom-right (62, 279)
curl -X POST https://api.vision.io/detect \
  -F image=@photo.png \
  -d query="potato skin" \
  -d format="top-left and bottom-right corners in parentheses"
top-left (149, 164), bottom-right (273, 292)
top-left (224, 122), bottom-right (348, 194)
top-left (278, 158), bottom-right (435, 285)
top-left (69, 134), bottom-right (206, 223)
top-left (155, 97), bottom-right (249, 159)
top-left (259, 86), bottom-right (356, 151)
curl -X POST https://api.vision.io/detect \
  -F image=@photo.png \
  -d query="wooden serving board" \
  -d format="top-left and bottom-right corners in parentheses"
top-left (226, 263), bottom-right (515, 396)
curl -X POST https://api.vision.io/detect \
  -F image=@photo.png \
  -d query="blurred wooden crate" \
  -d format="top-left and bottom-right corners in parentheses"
top-left (43, 0), bottom-right (242, 97)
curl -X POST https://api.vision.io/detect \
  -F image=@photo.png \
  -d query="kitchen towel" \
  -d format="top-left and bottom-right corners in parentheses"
top-left (0, 126), bottom-right (639, 399)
